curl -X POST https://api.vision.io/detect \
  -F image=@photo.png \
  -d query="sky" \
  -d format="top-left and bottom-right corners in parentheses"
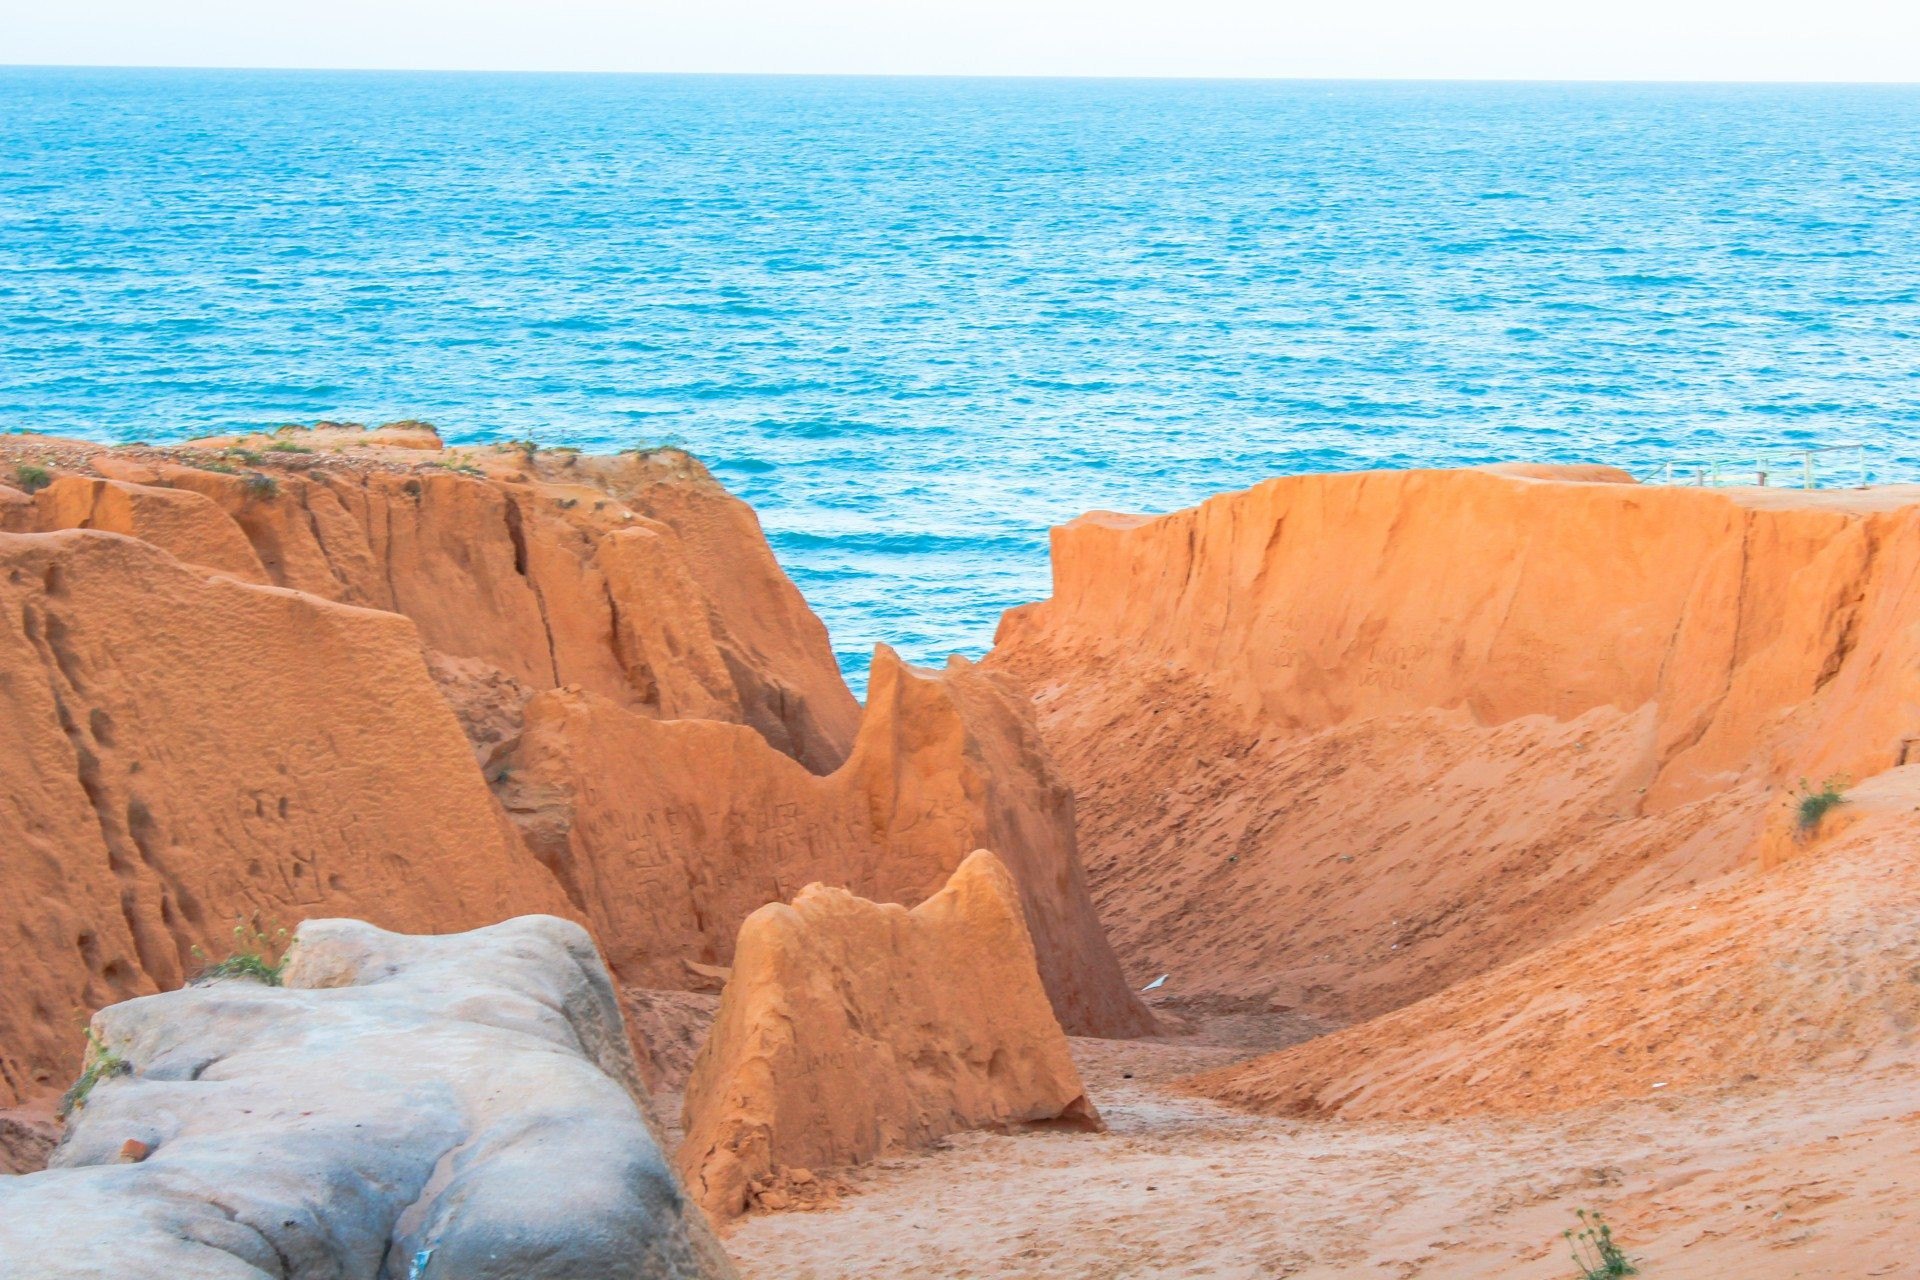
top-left (5, 0), bottom-right (1920, 82)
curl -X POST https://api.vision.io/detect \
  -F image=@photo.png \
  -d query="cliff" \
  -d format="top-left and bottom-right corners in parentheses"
top-left (0, 426), bottom-right (1143, 1118)
top-left (492, 646), bottom-right (1154, 1038)
top-left (679, 851), bottom-right (1099, 1221)
top-left (0, 916), bottom-right (735, 1279)
top-left (989, 467), bottom-right (1920, 1022)
top-left (0, 528), bottom-right (568, 1109)
top-left (7, 426), bottom-right (859, 773)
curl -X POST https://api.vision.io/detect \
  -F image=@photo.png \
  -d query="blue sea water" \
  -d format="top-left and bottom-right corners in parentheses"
top-left (4, 70), bottom-right (1920, 690)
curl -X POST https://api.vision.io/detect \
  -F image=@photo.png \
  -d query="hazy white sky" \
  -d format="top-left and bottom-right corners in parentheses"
top-left (6, 0), bottom-right (1920, 82)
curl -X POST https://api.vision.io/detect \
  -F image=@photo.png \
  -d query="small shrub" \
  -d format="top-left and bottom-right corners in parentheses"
top-left (266, 440), bottom-right (313, 453)
top-left (1565, 1209), bottom-right (1636, 1279)
top-left (1796, 776), bottom-right (1849, 831)
top-left (502, 437), bottom-right (540, 457)
top-left (224, 447), bottom-right (263, 464)
top-left (242, 471), bottom-right (278, 499)
top-left (380, 419), bottom-right (436, 433)
top-left (13, 463), bottom-right (52, 493)
top-left (191, 920), bottom-right (292, 986)
top-left (58, 1027), bottom-right (130, 1117)
top-left (198, 460), bottom-right (240, 475)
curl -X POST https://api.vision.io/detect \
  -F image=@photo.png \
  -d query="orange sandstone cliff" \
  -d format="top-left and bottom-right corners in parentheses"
top-left (0, 528), bottom-right (570, 1108)
top-left (988, 466), bottom-right (1920, 1048)
top-left (492, 646), bottom-right (1154, 1038)
top-left (9, 428), bottom-right (859, 773)
top-left (0, 426), bottom-right (1146, 1114)
top-left (679, 850), bottom-right (1101, 1220)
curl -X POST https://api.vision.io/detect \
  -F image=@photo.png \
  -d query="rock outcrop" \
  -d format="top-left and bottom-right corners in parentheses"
top-left (493, 646), bottom-right (1154, 1038)
top-left (12, 473), bottom-right (269, 582)
top-left (988, 467), bottom-right (1920, 1023)
top-left (0, 528), bottom-right (570, 1108)
top-left (679, 851), bottom-right (1101, 1220)
top-left (6, 428), bottom-right (859, 773)
top-left (0, 916), bottom-right (736, 1279)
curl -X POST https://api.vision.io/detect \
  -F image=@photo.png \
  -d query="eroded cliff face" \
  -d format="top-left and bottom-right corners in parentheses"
top-left (0, 426), bottom-right (1143, 1119)
top-left (1186, 773), bottom-right (1920, 1120)
top-left (679, 851), bottom-right (1100, 1221)
top-left (492, 646), bottom-right (1154, 1038)
top-left (0, 428), bottom-right (865, 1109)
top-left (989, 467), bottom-right (1920, 1023)
top-left (0, 529), bottom-right (570, 1109)
top-left (11, 427), bottom-right (859, 774)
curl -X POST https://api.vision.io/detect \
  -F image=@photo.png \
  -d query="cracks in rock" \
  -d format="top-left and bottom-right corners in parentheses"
top-left (502, 494), bottom-right (560, 686)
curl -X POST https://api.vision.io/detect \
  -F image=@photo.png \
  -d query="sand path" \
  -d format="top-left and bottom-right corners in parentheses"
top-left (723, 1012), bottom-right (1920, 1279)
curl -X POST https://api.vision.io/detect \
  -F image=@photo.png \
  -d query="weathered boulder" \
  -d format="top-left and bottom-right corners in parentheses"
top-left (0, 529), bottom-right (570, 1107)
top-left (679, 851), bottom-right (1101, 1221)
top-left (494, 646), bottom-right (1154, 1037)
top-left (0, 916), bottom-right (736, 1280)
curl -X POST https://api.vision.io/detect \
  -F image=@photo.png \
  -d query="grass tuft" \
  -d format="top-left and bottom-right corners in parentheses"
top-left (1796, 776), bottom-right (1849, 831)
top-left (242, 471), bottom-right (278, 499)
top-left (1565, 1209), bottom-right (1636, 1279)
top-left (13, 463), bottom-right (53, 493)
top-left (191, 920), bottom-right (292, 986)
top-left (59, 1027), bottom-right (131, 1117)
top-left (266, 440), bottom-right (313, 453)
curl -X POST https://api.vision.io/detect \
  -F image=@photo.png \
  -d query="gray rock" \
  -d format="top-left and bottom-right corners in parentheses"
top-left (0, 916), bottom-right (736, 1280)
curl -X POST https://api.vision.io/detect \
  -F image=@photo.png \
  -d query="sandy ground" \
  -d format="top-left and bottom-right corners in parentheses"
top-left (721, 1009), bottom-right (1920, 1279)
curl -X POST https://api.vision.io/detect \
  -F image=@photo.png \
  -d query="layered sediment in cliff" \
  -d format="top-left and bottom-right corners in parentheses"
top-left (679, 851), bottom-right (1100, 1221)
top-left (492, 647), bottom-right (1154, 1038)
top-left (989, 467), bottom-right (1920, 1033)
top-left (0, 916), bottom-right (735, 1279)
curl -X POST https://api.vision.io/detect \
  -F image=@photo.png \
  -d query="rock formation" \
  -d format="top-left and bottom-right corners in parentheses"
top-left (8, 426), bottom-right (859, 773)
top-left (679, 851), bottom-right (1101, 1220)
top-left (0, 527), bottom-right (570, 1109)
top-left (0, 426), bottom-right (1145, 1119)
top-left (1186, 776), bottom-right (1920, 1118)
top-left (493, 646), bottom-right (1154, 1038)
top-left (0, 916), bottom-right (735, 1279)
top-left (988, 467), bottom-right (1920, 1029)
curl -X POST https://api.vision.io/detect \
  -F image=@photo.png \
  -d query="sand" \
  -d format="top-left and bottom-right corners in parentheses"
top-left (723, 1006), bottom-right (1920, 1278)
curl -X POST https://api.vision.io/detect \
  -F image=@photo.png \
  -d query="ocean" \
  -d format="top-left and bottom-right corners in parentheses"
top-left (4, 69), bottom-right (1918, 690)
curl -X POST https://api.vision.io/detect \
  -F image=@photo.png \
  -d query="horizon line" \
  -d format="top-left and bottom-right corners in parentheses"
top-left (4, 63), bottom-right (1919, 87)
